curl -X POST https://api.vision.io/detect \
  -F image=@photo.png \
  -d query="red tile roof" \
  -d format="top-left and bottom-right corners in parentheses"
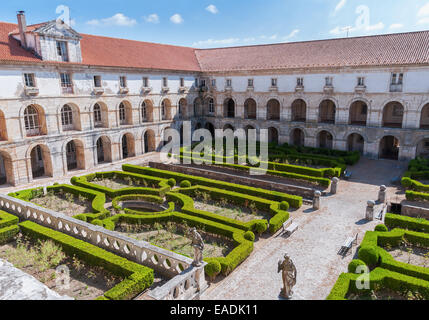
top-left (195, 31), bottom-right (429, 72)
top-left (1, 20), bottom-right (429, 73)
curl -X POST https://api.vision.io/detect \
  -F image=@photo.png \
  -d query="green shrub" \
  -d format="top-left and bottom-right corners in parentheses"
top-left (279, 201), bottom-right (289, 211)
top-left (253, 221), bottom-right (268, 235)
top-left (375, 224), bottom-right (388, 232)
top-left (204, 259), bottom-right (222, 281)
top-left (92, 219), bottom-right (103, 227)
top-left (244, 231), bottom-right (255, 242)
top-left (180, 180), bottom-right (191, 188)
top-left (348, 259), bottom-right (366, 273)
top-left (358, 246), bottom-right (379, 266)
top-left (168, 178), bottom-right (176, 188)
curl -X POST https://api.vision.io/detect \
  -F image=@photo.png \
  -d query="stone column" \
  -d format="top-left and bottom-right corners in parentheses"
top-left (378, 185), bottom-right (387, 204)
top-left (366, 200), bottom-right (375, 221)
top-left (313, 191), bottom-right (321, 210)
top-left (331, 177), bottom-right (339, 194)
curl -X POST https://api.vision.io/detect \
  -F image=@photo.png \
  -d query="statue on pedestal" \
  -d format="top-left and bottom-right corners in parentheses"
top-left (190, 228), bottom-right (204, 267)
top-left (278, 254), bottom-right (297, 299)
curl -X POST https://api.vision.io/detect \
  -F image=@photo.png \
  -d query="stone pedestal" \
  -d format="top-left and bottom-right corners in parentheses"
top-left (331, 177), bottom-right (339, 194)
top-left (366, 200), bottom-right (375, 221)
top-left (313, 191), bottom-right (321, 210)
top-left (378, 185), bottom-right (387, 204)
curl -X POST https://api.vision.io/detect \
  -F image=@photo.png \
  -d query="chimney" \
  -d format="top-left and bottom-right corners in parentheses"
top-left (17, 11), bottom-right (27, 49)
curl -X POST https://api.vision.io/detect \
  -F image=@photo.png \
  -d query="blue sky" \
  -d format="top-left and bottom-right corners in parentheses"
top-left (2, 0), bottom-right (429, 48)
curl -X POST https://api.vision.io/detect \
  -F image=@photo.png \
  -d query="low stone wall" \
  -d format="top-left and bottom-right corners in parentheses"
top-left (401, 201), bottom-right (429, 219)
top-left (149, 162), bottom-right (316, 200)
top-left (0, 194), bottom-right (207, 300)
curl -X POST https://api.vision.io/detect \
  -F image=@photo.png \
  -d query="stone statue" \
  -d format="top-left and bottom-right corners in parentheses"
top-left (277, 254), bottom-right (297, 299)
top-left (190, 228), bottom-right (204, 267)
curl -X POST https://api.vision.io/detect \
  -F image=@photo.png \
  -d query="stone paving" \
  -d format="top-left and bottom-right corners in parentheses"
top-left (0, 258), bottom-right (72, 300)
top-left (201, 158), bottom-right (407, 300)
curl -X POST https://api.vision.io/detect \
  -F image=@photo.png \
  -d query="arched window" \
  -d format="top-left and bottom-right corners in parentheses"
top-left (24, 105), bottom-right (41, 136)
top-left (119, 103), bottom-right (126, 124)
top-left (61, 104), bottom-right (74, 130)
top-left (94, 103), bottom-right (102, 127)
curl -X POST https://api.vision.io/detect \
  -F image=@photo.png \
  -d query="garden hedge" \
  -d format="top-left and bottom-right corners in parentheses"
top-left (0, 211), bottom-right (19, 244)
top-left (385, 213), bottom-right (429, 233)
top-left (19, 220), bottom-right (154, 300)
top-left (123, 164), bottom-right (303, 209)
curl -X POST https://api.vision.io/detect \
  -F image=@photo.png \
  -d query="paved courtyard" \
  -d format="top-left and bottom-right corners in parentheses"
top-left (201, 158), bottom-right (407, 300)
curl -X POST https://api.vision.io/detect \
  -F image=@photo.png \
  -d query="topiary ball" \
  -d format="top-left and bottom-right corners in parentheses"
top-left (91, 219), bottom-right (103, 227)
top-left (358, 246), bottom-right (379, 266)
top-left (244, 231), bottom-right (255, 242)
top-left (205, 260), bottom-right (221, 281)
top-left (167, 178), bottom-right (176, 188)
top-left (254, 221), bottom-right (268, 235)
top-left (375, 224), bottom-right (388, 232)
top-left (279, 201), bottom-right (289, 211)
top-left (348, 259), bottom-right (367, 273)
top-left (180, 180), bottom-right (191, 188)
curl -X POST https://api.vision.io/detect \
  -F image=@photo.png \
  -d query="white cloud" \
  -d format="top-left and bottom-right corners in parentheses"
top-left (334, 0), bottom-right (347, 14)
top-left (389, 23), bottom-right (403, 30)
top-left (283, 29), bottom-right (300, 40)
top-left (170, 14), bottom-right (184, 24)
top-left (418, 2), bottom-right (429, 17)
top-left (206, 5), bottom-right (219, 14)
top-left (86, 13), bottom-right (137, 27)
top-left (144, 14), bottom-right (159, 24)
top-left (192, 38), bottom-right (241, 47)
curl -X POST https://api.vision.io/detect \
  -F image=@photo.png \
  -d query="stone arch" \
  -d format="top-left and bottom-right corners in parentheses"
top-left (420, 103), bottom-right (429, 129)
top-left (319, 99), bottom-right (336, 124)
top-left (0, 150), bottom-right (13, 185)
top-left (92, 102), bottom-right (109, 128)
top-left (244, 98), bottom-right (257, 119)
top-left (379, 136), bottom-right (400, 160)
top-left (317, 130), bottom-right (334, 149)
top-left (290, 128), bottom-right (305, 147)
top-left (96, 135), bottom-right (112, 164)
top-left (119, 100), bottom-right (133, 125)
top-left (349, 100), bottom-right (368, 126)
top-left (161, 99), bottom-right (172, 121)
top-left (27, 144), bottom-right (53, 179)
top-left (268, 127), bottom-right (279, 144)
top-left (64, 139), bottom-right (86, 171)
top-left (224, 98), bottom-right (235, 118)
top-left (205, 122), bottom-right (215, 137)
top-left (267, 99), bottom-right (280, 121)
top-left (347, 133), bottom-right (365, 154)
top-left (223, 124), bottom-right (235, 131)
top-left (121, 133), bottom-right (136, 159)
top-left (23, 104), bottom-right (47, 137)
top-left (291, 99), bottom-right (307, 122)
top-left (141, 99), bottom-right (154, 123)
top-left (143, 129), bottom-right (156, 153)
top-left (382, 101), bottom-right (404, 128)
top-left (60, 103), bottom-right (82, 131)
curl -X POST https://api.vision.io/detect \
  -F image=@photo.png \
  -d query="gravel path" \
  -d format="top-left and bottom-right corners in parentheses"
top-left (201, 158), bottom-right (407, 300)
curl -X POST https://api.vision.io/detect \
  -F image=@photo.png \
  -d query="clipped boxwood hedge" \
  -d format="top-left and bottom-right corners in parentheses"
top-left (19, 220), bottom-right (154, 300)
top-left (0, 210), bottom-right (20, 244)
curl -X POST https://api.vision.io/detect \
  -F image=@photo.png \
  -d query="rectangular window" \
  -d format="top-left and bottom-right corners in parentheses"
top-left (357, 77), bottom-right (365, 86)
top-left (226, 79), bottom-right (232, 87)
top-left (248, 79), bottom-right (254, 87)
top-left (56, 41), bottom-right (69, 62)
top-left (211, 79), bottom-right (216, 87)
top-left (24, 73), bottom-right (35, 87)
top-left (163, 77), bottom-right (168, 87)
top-left (271, 78), bottom-right (277, 87)
top-left (391, 73), bottom-right (404, 85)
top-left (119, 76), bottom-right (127, 88)
top-left (297, 77), bottom-right (304, 86)
top-left (143, 77), bottom-right (149, 87)
top-left (325, 77), bottom-right (333, 86)
top-left (60, 73), bottom-right (73, 94)
top-left (93, 75), bottom-right (102, 88)
top-left (194, 78), bottom-right (198, 87)
top-left (200, 79), bottom-right (206, 87)
top-left (181, 78), bottom-right (185, 87)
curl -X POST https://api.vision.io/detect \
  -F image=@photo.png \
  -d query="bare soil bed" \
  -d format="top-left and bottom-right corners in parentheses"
top-left (117, 223), bottom-right (233, 259)
top-left (91, 177), bottom-right (156, 190)
top-left (0, 235), bottom-right (122, 300)
top-left (347, 288), bottom-right (421, 300)
top-left (193, 200), bottom-right (270, 223)
top-left (31, 193), bottom-right (92, 217)
top-left (384, 245), bottom-right (429, 268)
